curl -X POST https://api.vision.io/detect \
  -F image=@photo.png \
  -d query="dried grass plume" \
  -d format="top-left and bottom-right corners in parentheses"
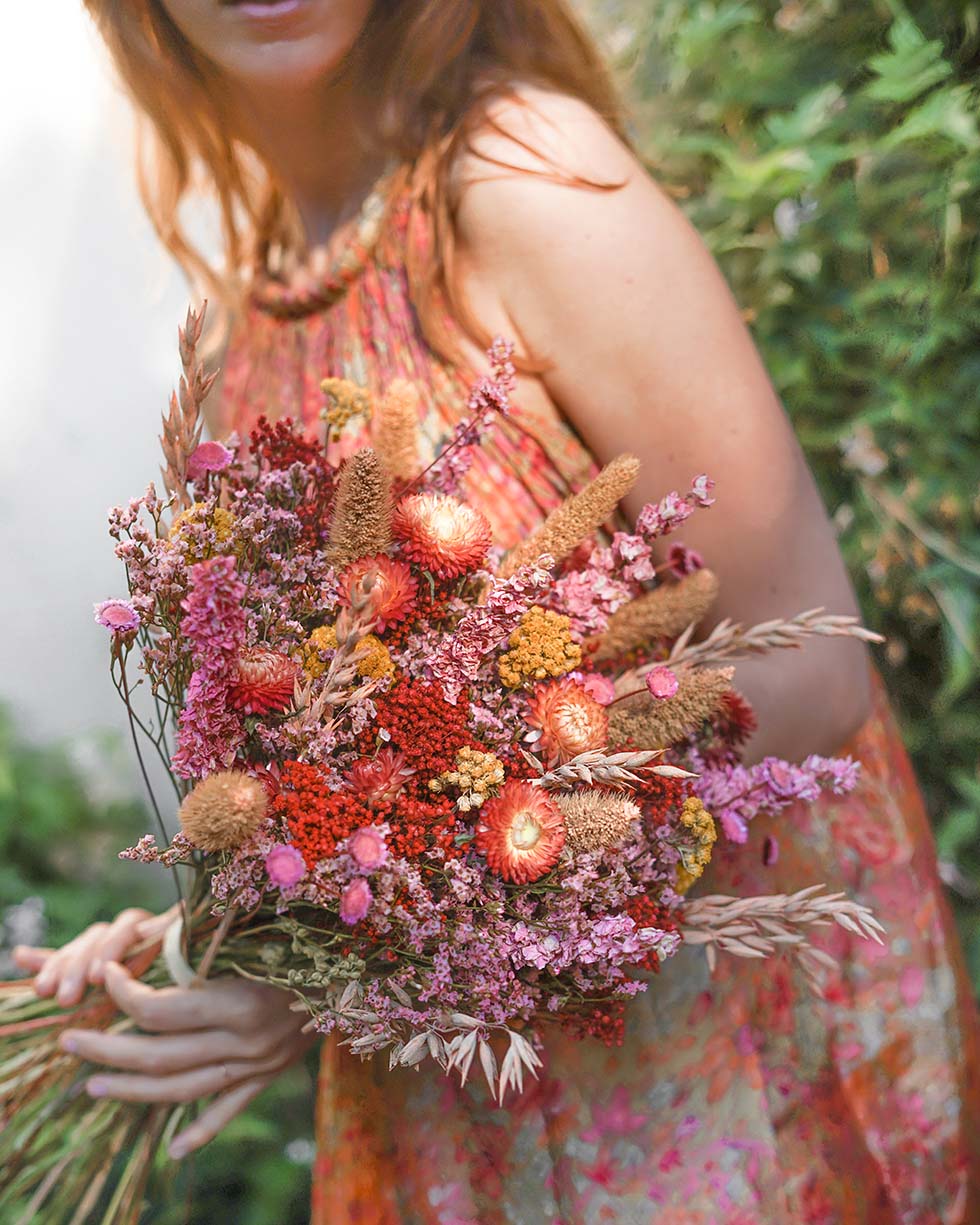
top-left (327, 448), bottom-right (393, 569)
top-left (374, 379), bottom-right (421, 481)
top-left (590, 569), bottom-right (720, 661)
top-left (499, 454), bottom-right (640, 578)
top-left (556, 790), bottom-right (642, 853)
top-left (608, 667), bottom-right (735, 749)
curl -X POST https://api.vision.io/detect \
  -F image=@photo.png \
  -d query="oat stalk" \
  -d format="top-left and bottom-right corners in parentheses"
top-left (521, 747), bottom-right (681, 790)
top-left (680, 883), bottom-right (885, 992)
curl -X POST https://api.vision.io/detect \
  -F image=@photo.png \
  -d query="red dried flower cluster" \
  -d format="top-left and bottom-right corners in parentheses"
top-left (710, 690), bottom-right (758, 752)
top-left (275, 758), bottom-right (461, 869)
top-left (632, 773), bottom-right (692, 832)
top-left (246, 416), bottom-right (335, 546)
top-left (558, 997), bottom-right (626, 1047)
top-left (625, 895), bottom-right (678, 973)
top-left (366, 678), bottom-right (474, 779)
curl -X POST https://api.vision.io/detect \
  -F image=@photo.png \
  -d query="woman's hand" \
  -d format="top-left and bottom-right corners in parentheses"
top-left (12, 908), bottom-right (161, 1006)
top-left (59, 962), bottom-right (315, 1158)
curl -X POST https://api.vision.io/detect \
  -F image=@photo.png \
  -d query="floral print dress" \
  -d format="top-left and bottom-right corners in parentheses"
top-left (220, 176), bottom-right (980, 1224)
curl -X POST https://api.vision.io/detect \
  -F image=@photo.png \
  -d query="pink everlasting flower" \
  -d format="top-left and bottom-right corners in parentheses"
top-left (339, 877), bottom-right (372, 925)
top-left (348, 826), bottom-right (388, 871)
top-left (94, 598), bottom-right (141, 634)
top-left (265, 844), bottom-right (306, 888)
top-left (187, 440), bottom-right (234, 482)
top-left (646, 666), bottom-right (679, 700)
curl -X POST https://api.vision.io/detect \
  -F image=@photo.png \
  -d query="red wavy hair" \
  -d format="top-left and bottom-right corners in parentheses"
top-left (82, 0), bottom-right (629, 358)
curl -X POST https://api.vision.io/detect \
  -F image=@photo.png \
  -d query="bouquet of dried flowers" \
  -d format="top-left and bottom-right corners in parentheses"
top-left (0, 305), bottom-right (883, 1223)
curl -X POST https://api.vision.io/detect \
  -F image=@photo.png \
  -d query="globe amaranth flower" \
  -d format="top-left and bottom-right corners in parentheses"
top-left (94, 598), bottom-right (140, 634)
top-left (347, 825), bottom-right (388, 871)
top-left (526, 678), bottom-right (609, 763)
top-left (646, 665), bottom-right (679, 700)
top-left (339, 877), bottom-right (373, 925)
top-left (229, 647), bottom-right (299, 715)
top-left (475, 780), bottom-right (566, 884)
top-left (392, 492), bottom-right (492, 578)
top-left (265, 843), bottom-right (307, 888)
top-left (567, 670), bottom-right (617, 707)
top-left (187, 440), bottom-right (234, 483)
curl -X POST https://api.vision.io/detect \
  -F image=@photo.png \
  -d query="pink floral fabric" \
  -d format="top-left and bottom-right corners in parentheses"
top-left (220, 187), bottom-right (980, 1224)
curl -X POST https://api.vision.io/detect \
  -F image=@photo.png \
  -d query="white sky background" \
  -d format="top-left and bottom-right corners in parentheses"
top-left (0, 3), bottom-right (193, 776)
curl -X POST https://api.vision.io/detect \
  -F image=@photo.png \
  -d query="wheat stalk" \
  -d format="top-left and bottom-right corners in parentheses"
top-left (158, 303), bottom-right (217, 511)
top-left (680, 883), bottom-right (885, 992)
top-left (521, 747), bottom-right (695, 790)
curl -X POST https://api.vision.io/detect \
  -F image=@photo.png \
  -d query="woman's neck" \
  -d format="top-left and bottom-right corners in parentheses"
top-left (223, 73), bottom-right (390, 246)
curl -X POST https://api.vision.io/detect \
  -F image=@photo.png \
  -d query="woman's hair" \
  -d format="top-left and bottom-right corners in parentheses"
top-left (82, 0), bottom-right (629, 358)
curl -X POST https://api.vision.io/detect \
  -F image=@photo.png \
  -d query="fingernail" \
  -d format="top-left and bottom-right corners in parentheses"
top-left (168, 1140), bottom-right (188, 1160)
top-left (87, 1079), bottom-right (107, 1098)
top-left (61, 1035), bottom-right (78, 1054)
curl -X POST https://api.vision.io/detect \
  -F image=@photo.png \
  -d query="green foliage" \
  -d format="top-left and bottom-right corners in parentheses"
top-left (586, 0), bottom-right (980, 975)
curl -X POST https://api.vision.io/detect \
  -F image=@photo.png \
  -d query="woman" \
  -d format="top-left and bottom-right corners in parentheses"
top-left (15, 1), bottom-right (980, 1220)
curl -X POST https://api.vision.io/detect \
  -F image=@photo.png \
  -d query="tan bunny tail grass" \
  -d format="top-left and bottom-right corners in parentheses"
top-left (326, 448), bottom-right (393, 569)
top-left (608, 666), bottom-right (735, 750)
top-left (590, 569), bottom-right (720, 662)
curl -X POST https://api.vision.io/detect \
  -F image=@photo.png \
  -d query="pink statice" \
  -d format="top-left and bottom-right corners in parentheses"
top-left (568, 670), bottom-right (617, 706)
top-left (171, 556), bottom-right (247, 778)
top-left (429, 558), bottom-right (552, 702)
top-left (94, 598), bottom-right (140, 634)
top-left (265, 844), bottom-right (307, 888)
top-left (636, 474), bottom-right (716, 542)
top-left (550, 567), bottom-right (631, 636)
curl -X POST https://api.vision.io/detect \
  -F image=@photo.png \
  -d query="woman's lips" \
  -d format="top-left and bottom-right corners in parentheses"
top-left (225, 0), bottom-right (305, 19)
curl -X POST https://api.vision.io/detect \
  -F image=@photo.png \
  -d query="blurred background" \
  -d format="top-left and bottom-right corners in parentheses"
top-left (1, 0), bottom-right (977, 1219)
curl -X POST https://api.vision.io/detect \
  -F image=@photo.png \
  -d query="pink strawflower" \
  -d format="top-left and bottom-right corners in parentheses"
top-left (646, 666), bottom-right (679, 700)
top-left (568, 670), bottom-right (617, 706)
top-left (187, 440), bottom-right (234, 482)
top-left (347, 826), bottom-right (388, 871)
top-left (339, 877), bottom-right (372, 925)
top-left (265, 844), bottom-right (307, 888)
top-left (94, 598), bottom-right (141, 634)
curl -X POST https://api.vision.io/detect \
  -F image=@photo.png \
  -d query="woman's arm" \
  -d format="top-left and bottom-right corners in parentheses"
top-left (453, 88), bottom-right (871, 761)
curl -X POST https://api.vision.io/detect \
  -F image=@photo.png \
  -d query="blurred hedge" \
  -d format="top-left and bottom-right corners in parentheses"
top-left (584, 0), bottom-right (980, 981)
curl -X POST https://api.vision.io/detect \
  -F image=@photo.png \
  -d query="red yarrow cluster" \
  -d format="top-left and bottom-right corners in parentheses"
top-left (366, 678), bottom-right (475, 781)
top-left (625, 895), bottom-right (678, 973)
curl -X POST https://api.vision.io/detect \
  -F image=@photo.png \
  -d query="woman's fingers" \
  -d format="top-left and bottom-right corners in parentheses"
top-left (133, 906), bottom-right (180, 943)
top-left (85, 1050), bottom-right (289, 1104)
top-left (60, 1024), bottom-right (263, 1075)
top-left (87, 909), bottom-right (154, 984)
top-left (168, 1074), bottom-right (274, 1159)
top-left (11, 945), bottom-right (55, 972)
top-left (101, 961), bottom-right (288, 1034)
top-left (32, 924), bottom-right (109, 1005)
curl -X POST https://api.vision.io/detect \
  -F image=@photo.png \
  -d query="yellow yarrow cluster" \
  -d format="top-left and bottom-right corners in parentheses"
top-left (675, 796), bottom-right (717, 894)
top-left (301, 625), bottom-right (339, 678)
top-left (429, 747), bottom-right (505, 813)
top-left (354, 634), bottom-right (395, 682)
top-left (168, 502), bottom-right (236, 562)
top-left (319, 377), bottom-right (372, 440)
top-left (497, 606), bottom-right (582, 688)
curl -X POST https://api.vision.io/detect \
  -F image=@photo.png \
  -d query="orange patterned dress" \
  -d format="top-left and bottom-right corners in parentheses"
top-left (220, 178), bottom-right (980, 1224)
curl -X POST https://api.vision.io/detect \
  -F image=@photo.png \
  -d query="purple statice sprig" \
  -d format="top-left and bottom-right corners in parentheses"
top-left (693, 752), bottom-right (861, 843)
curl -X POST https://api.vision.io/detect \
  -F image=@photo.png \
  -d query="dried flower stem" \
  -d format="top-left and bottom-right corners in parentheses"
top-left (681, 884), bottom-right (885, 992)
top-left (159, 303), bottom-right (216, 511)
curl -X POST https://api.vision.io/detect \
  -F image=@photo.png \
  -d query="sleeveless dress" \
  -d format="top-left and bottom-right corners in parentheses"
top-left (220, 176), bottom-right (980, 1225)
